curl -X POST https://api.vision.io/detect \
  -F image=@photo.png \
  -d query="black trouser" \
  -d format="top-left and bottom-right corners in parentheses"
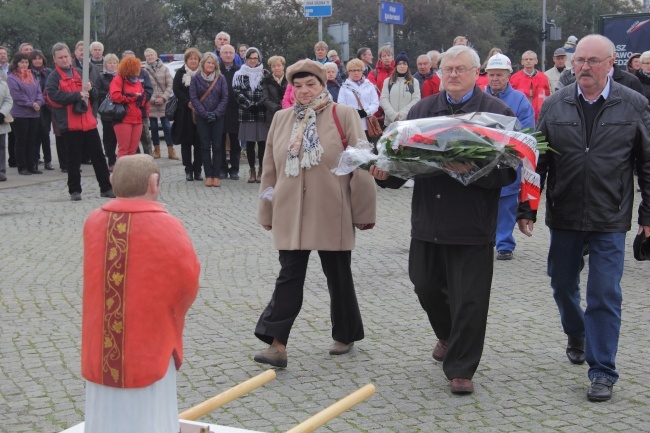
top-left (101, 119), bottom-right (117, 166)
top-left (255, 250), bottom-right (364, 346)
top-left (55, 135), bottom-right (67, 170)
top-left (409, 238), bottom-right (494, 380)
top-left (36, 122), bottom-right (52, 164)
top-left (221, 132), bottom-right (240, 176)
top-left (7, 130), bottom-right (15, 167)
top-left (12, 117), bottom-right (39, 171)
top-left (180, 125), bottom-right (202, 175)
top-left (246, 141), bottom-right (265, 169)
top-left (63, 129), bottom-right (111, 195)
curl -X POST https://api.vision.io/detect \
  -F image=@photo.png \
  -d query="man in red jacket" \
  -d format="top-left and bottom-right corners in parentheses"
top-left (82, 154), bottom-right (200, 432)
top-left (45, 42), bottom-right (114, 201)
top-left (509, 50), bottom-right (550, 121)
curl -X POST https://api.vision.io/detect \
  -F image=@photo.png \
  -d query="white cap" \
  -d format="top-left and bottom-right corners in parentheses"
top-left (566, 35), bottom-right (578, 46)
top-left (485, 53), bottom-right (512, 72)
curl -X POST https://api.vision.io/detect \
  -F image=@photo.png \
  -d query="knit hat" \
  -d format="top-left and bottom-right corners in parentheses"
top-left (485, 53), bottom-right (512, 72)
top-left (244, 47), bottom-right (262, 64)
top-left (394, 51), bottom-right (409, 66)
top-left (286, 59), bottom-right (327, 85)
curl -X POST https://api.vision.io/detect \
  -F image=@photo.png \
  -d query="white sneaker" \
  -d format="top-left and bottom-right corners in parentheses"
top-left (404, 179), bottom-right (414, 188)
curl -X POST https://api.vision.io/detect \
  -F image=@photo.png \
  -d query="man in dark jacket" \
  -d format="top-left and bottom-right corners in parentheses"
top-left (46, 42), bottom-right (113, 201)
top-left (517, 35), bottom-right (650, 402)
top-left (219, 44), bottom-right (241, 179)
top-left (370, 45), bottom-right (516, 395)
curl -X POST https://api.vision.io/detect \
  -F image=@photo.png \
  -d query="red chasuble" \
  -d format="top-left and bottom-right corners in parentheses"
top-left (81, 200), bottom-right (200, 388)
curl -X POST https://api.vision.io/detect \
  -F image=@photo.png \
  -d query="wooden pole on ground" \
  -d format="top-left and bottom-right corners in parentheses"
top-left (179, 370), bottom-right (277, 421)
top-left (284, 384), bottom-right (376, 433)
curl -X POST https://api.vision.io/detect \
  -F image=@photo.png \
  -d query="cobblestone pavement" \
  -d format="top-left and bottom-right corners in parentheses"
top-left (1, 156), bottom-right (649, 433)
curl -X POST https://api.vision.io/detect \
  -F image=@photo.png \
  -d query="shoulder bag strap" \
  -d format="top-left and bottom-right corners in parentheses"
top-left (200, 77), bottom-right (218, 102)
top-left (332, 104), bottom-right (348, 150)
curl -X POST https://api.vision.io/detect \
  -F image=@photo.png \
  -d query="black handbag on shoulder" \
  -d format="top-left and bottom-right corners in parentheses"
top-left (98, 77), bottom-right (127, 122)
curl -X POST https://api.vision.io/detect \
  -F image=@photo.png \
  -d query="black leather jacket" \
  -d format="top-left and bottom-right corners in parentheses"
top-left (517, 81), bottom-right (650, 231)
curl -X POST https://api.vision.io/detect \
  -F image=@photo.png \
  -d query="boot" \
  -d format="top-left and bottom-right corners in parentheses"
top-left (152, 145), bottom-right (161, 159)
top-left (256, 167), bottom-right (262, 183)
top-left (168, 146), bottom-right (180, 160)
top-left (247, 167), bottom-right (256, 183)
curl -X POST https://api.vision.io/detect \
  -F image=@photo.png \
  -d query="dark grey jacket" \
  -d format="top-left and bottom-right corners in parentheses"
top-left (377, 87), bottom-right (517, 245)
top-left (517, 81), bottom-right (650, 232)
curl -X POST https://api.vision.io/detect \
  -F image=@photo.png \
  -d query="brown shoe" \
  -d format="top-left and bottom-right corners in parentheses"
top-left (212, 177), bottom-right (221, 187)
top-left (205, 178), bottom-right (213, 187)
top-left (432, 339), bottom-right (448, 362)
top-left (168, 146), bottom-right (180, 160)
top-left (256, 167), bottom-right (262, 183)
top-left (450, 378), bottom-right (474, 394)
top-left (152, 145), bottom-right (161, 159)
top-left (248, 168), bottom-right (256, 183)
top-left (253, 346), bottom-right (287, 368)
top-left (329, 341), bottom-right (354, 355)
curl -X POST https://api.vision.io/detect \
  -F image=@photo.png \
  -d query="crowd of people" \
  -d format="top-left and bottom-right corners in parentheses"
top-left (2, 31), bottom-right (649, 429)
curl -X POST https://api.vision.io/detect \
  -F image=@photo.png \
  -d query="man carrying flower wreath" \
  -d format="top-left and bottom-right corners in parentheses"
top-left (370, 45), bottom-right (516, 395)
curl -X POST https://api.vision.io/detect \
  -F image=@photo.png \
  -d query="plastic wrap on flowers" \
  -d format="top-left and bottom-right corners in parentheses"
top-left (331, 112), bottom-right (548, 210)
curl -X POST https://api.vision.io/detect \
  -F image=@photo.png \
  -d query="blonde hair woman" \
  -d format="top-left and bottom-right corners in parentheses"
top-left (144, 48), bottom-right (177, 159)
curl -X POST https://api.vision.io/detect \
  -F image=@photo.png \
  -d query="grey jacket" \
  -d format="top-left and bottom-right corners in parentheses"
top-left (517, 81), bottom-right (650, 232)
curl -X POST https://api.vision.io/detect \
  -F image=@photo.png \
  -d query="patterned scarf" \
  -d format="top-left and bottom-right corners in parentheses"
top-left (233, 63), bottom-right (264, 91)
top-left (285, 90), bottom-right (333, 177)
top-left (15, 68), bottom-right (34, 84)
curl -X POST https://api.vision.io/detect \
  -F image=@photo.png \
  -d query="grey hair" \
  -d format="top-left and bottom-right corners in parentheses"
top-left (440, 45), bottom-right (480, 69)
top-left (52, 42), bottom-right (70, 57)
top-left (324, 62), bottom-right (338, 72)
top-left (640, 50), bottom-right (650, 63)
top-left (90, 41), bottom-right (104, 51)
top-left (215, 31), bottom-right (230, 42)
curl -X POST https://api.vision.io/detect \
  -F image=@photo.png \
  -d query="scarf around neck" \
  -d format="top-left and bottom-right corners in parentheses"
top-left (233, 64), bottom-right (264, 91)
top-left (182, 65), bottom-right (198, 87)
top-left (200, 70), bottom-right (216, 82)
top-left (15, 68), bottom-right (34, 84)
top-left (285, 90), bottom-right (333, 177)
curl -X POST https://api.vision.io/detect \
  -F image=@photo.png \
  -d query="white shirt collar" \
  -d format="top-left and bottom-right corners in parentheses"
top-left (577, 76), bottom-right (611, 104)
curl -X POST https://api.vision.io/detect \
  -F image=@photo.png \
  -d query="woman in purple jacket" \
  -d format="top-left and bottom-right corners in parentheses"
top-left (189, 52), bottom-right (228, 187)
top-left (7, 53), bottom-right (43, 175)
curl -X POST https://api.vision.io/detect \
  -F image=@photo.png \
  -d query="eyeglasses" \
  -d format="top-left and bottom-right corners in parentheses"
top-left (348, 69), bottom-right (363, 73)
top-left (441, 66), bottom-right (476, 76)
top-left (571, 56), bottom-right (610, 67)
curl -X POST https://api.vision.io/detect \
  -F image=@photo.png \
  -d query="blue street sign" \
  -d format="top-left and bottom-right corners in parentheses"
top-left (379, 2), bottom-right (404, 25)
top-left (304, 0), bottom-right (332, 18)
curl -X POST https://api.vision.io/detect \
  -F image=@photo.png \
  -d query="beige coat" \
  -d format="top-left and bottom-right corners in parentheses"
top-left (258, 103), bottom-right (377, 251)
top-left (380, 76), bottom-right (421, 126)
top-left (144, 61), bottom-right (173, 118)
top-left (0, 78), bottom-right (13, 135)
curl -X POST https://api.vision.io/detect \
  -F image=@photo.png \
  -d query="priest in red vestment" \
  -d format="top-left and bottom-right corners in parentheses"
top-left (81, 154), bottom-right (200, 433)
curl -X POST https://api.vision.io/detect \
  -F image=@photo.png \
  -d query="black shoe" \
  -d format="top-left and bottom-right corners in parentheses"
top-left (497, 250), bottom-right (513, 260)
top-left (219, 171), bottom-right (228, 179)
top-left (19, 169), bottom-right (32, 175)
top-left (70, 192), bottom-right (82, 201)
top-left (100, 189), bottom-right (116, 198)
top-left (194, 172), bottom-right (203, 181)
top-left (29, 168), bottom-right (43, 174)
top-left (566, 336), bottom-right (585, 364)
top-left (61, 168), bottom-right (68, 173)
top-left (230, 172), bottom-right (240, 180)
top-left (0, 172), bottom-right (6, 181)
top-left (82, 159), bottom-right (92, 165)
top-left (186, 172), bottom-right (194, 181)
top-left (44, 162), bottom-right (54, 170)
top-left (8, 160), bottom-right (17, 168)
top-left (587, 377), bottom-right (613, 402)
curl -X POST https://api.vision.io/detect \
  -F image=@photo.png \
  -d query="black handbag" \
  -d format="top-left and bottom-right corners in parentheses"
top-left (98, 78), bottom-right (126, 121)
top-left (165, 94), bottom-right (177, 121)
top-left (98, 95), bottom-right (126, 121)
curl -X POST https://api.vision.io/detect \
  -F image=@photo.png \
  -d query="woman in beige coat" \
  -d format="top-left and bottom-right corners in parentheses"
top-left (144, 48), bottom-right (178, 159)
top-left (254, 60), bottom-right (377, 368)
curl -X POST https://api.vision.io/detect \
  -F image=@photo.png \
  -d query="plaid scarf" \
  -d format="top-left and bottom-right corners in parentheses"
top-left (285, 90), bottom-right (333, 177)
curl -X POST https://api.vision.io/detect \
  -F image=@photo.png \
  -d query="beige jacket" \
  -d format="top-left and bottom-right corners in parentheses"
top-left (0, 78), bottom-right (13, 135)
top-left (258, 103), bottom-right (377, 251)
top-left (144, 60), bottom-right (173, 118)
top-left (380, 76), bottom-right (421, 126)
